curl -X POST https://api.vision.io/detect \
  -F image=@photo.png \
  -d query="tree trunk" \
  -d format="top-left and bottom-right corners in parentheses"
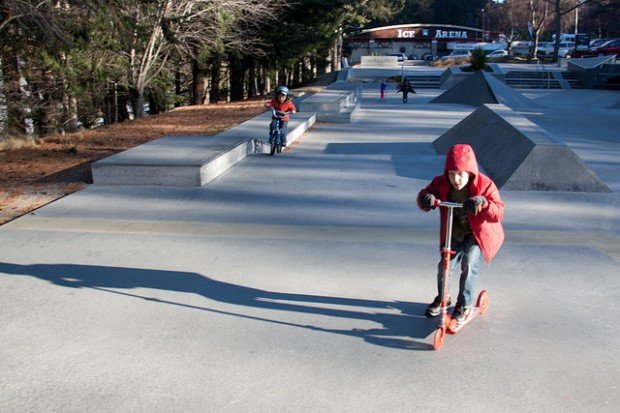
top-left (64, 92), bottom-right (80, 133)
top-left (0, 57), bottom-right (6, 141)
top-left (552, 0), bottom-right (562, 63)
top-left (229, 55), bottom-right (245, 101)
top-left (192, 58), bottom-right (209, 105)
top-left (3, 54), bottom-right (29, 135)
top-left (246, 57), bottom-right (256, 99)
top-left (175, 66), bottom-right (182, 107)
top-left (209, 53), bottom-right (222, 104)
top-left (278, 65), bottom-right (286, 87)
top-left (131, 87), bottom-right (145, 118)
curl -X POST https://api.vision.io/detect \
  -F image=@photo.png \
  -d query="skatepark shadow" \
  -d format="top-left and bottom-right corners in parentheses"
top-left (324, 142), bottom-right (442, 180)
top-left (0, 262), bottom-right (436, 351)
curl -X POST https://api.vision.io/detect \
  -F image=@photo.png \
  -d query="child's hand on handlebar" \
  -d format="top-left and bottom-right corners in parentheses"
top-left (463, 196), bottom-right (487, 215)
top-left (420, 193), bottom-right (436, 210)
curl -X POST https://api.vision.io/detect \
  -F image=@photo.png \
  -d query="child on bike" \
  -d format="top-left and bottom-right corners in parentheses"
top-left (417, 144), bottom-right (505, 325)
top-left (264, 85), bottom-right (296, 147)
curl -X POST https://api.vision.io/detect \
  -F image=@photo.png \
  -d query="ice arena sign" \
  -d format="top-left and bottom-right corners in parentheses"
top-left (346, 24), bottom-right (495, 43)
top-left (396, 29), bottom-right (469, 39)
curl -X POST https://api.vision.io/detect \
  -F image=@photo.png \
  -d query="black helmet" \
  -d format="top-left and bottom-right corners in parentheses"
top-left (275, 85), bottom-right (290, 96)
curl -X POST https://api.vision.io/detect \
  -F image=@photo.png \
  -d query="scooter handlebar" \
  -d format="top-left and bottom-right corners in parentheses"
top-left (434, 200), bottom-right (463, 208)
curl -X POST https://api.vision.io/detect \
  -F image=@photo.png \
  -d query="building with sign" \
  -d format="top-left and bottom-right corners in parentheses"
top-left (344, 24), bottom-right (504, 63)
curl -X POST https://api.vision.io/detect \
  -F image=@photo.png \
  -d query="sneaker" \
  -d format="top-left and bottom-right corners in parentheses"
top-left (452, 306), bottom-right (472, 326)
top-left (426, 295), bottom-right (452, 317)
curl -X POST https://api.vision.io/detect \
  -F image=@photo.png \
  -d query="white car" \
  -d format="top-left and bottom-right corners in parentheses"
top-left (537, 42), bottom-right (575, 58)
top-left (386, 53), bottom-right (407, 62)
top-left (486, 50), bottom-right (508, 60)
top-left (440, 49), bottom-right (472, 60)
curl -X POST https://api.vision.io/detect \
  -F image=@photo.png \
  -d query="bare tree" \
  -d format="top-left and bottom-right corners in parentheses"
top-left (542, 0), bottom-right (603, 62)
top-left (105, 0), bottom-right (285, 117)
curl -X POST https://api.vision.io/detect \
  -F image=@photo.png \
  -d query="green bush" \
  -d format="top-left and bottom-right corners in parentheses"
top-left (469, 48), bottom-right (488, 72)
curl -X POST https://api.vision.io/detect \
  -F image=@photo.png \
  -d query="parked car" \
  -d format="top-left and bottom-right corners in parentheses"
top-left (386, 53), bottom-right (407, 62)
top-left (592, 38), bottom-right (620, 56)
top-left (537, 42), bottom-right (575, 58)
top-left (439, 49), bottom-right (471, 61)
top-left (486, 49), bottom-right (508, 60)
top-left (589, 38), bottom-right (611, 48)
top-left (408, 53), bottom-right (419, 60)
top-left (511, 40), bottom-right (532, 57)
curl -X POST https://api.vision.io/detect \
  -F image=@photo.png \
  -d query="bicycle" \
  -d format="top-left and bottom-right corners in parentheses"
top-left (268, 108), bottom-right (290, 156)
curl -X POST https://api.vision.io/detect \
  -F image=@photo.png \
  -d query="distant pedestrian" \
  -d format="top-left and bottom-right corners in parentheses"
top-left (417, 144), bottom-right (505, 325)
top-left (396, 79), bottom-right (415, 103)
top-left (380, 78), bottom-right (387, 101)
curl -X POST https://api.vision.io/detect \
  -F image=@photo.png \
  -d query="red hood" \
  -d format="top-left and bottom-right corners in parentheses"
top-left (444, 144), bottom-right (479, 179)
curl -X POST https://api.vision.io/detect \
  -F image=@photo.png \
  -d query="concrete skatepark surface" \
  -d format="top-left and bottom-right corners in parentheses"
top-left (1, 84), bottom-right (619, 411)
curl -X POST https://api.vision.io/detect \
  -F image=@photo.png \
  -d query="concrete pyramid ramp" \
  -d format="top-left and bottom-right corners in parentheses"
top-left (431, 70), bottom-right (537, 110)
top-left (433, 104), bottom-right (610, 192)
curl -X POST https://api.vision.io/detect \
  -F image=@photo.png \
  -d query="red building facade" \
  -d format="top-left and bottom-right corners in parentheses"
top-left (345, 24), bottom-right (503, 63)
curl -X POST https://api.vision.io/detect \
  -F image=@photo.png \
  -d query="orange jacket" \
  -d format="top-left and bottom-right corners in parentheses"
top-left (267, 99), bottom-right (296, 121)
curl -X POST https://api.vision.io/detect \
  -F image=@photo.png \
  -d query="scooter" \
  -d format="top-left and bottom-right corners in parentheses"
top-left (432, 200), bottom-right (489, 351)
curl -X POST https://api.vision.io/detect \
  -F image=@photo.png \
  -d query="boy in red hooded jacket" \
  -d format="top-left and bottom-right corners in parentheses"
top-left (417, 144), bottom-right (505, 325)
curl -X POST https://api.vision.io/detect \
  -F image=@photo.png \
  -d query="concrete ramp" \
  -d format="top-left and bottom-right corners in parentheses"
top-left (433, 104), bottom-right (610, 192)
top-left (431, 70), bottom-right (537, 110)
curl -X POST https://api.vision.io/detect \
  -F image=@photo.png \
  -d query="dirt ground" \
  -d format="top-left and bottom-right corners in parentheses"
top-left (0, 99), bottom-right (269, 225)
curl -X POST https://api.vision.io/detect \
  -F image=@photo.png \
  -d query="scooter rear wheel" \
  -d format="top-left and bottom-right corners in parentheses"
top-left (476, 290), bottom-right (489, 315)
top-left (433, 327), bottom-right (445, 350)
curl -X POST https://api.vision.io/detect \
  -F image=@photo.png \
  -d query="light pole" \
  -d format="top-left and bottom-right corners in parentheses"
top-left (575, 0), bottom-right (585, 35)
top-left (575, 5), bottom-right (579, 35)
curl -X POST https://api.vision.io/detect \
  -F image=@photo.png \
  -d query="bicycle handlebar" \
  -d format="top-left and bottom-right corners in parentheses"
top-left (271, 108), bottom-right (292, 118)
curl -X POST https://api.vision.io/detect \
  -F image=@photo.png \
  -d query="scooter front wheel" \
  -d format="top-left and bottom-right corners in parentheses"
top-left (433, 326), bottom-right (446, 350)
top-left (476, 290), bottom-right (489, 315)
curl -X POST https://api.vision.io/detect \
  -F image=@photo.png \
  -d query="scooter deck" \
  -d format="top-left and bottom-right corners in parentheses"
top-left (446, 306), bottom-right (482, 334)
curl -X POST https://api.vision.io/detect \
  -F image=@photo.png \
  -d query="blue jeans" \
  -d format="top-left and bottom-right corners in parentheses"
top-left (436, 234), bottom-right (481, 308)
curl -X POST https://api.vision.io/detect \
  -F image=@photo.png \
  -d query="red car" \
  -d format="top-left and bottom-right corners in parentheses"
top-left (593, 38), bottom-right (620, 56)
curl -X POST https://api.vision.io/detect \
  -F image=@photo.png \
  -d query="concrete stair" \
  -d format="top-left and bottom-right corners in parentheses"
top-left (404, 74), bottom-right (441, 88)
top-left (561, 71), bottom-right (585, 89)
top-left (504, 70), bottom-right (562, 89)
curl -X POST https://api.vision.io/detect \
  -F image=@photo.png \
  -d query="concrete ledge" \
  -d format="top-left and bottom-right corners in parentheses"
top-left (298, 82), bottom-right (361, 123)
top-left (92, 111), bottom-right (316, 186)
top-left (433, 104), bottom-right (610, 192)
top-left (252, 112), bottom-right (317, 154)
top-left (360, 56), bottom-right (399, 67)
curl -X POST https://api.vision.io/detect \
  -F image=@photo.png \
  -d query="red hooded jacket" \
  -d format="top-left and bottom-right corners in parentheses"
top-left (417, 144), bottom-right (505, 262)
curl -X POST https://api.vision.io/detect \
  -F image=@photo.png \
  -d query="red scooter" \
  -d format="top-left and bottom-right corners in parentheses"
top-left (433, 200), bottom-right (489, 351)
